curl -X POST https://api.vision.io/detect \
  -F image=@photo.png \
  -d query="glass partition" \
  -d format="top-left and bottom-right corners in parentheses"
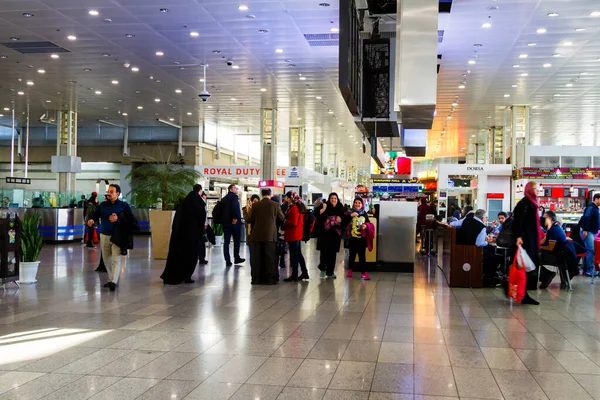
top-left (0, 188), bottom-right (89, 209)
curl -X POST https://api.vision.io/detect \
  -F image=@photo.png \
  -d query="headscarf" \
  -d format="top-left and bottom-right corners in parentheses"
top-left (524, 181), bottom-right (539, 208)
top-left (350, 197), bottom-right (366, 216)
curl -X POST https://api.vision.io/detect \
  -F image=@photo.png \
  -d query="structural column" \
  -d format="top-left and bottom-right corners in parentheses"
top-left (289, 126), bottom-right (305, 167)
top-left (509, 105), bottom-right (530, 168)
top-left (260, 108), bottom-right (277, 180)
top-left (51, 110), bottom-right (80, 206)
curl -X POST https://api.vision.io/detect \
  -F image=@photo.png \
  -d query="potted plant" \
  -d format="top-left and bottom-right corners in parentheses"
top-left (213, 223), bottom-right (224, 246)
top-left (127, 153), bottom-right (201, 259)
top-left (19, 212), bottom-right (44, 283)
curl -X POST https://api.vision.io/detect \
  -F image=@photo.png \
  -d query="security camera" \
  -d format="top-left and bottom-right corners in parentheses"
top-left (226, 60), bottom-right (234, 67)
top-left (199, 90), bottom-right (211, 102)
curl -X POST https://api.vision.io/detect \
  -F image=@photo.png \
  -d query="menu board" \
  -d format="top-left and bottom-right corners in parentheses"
top-left (522, 168), bottom-right (600, 180)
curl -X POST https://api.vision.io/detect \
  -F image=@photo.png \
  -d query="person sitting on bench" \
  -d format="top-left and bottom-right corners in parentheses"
top-left (457, 209), bottom-right (500, 286)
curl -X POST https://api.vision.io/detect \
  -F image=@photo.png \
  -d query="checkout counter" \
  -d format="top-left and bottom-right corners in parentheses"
top-left (13, 208), bottom-right (84, 242)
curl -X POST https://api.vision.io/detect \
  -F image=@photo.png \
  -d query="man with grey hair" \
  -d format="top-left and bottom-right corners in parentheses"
top-left (457, 208), bottom-right (491, 247)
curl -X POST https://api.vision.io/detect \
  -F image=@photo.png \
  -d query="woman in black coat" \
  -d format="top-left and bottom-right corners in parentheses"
top-left (161, 186), bottom-right (207, 285)
top-left (511, 181), bottom-right (541, 305)
top-left (315, 192), bottom-right (346, 278)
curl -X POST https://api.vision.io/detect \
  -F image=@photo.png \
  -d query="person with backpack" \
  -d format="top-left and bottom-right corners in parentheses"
top-left (581, 193), bottom-right (600, 276)
top-left (214, 184), bottom-right (245, 267)
top-left (283, 192), bottom-right (309, 282)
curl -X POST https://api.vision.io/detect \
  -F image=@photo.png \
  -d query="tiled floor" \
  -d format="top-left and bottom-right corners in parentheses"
top-left (2, 237), bottom-right (600, 399)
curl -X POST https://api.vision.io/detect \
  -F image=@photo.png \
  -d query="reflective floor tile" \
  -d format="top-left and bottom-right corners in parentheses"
top-left (183, 381), bottom-right (242, 400)
top-left (480, 347), bottom-right (527, 370)
top-left (128, 352), bottom-right (197, 379)
top-left (41, 376), bottom-right (121, 400)
top-left (18, 347), bottom-right (99, 373)
top-left (452, 367), bottom-right (503, 399)
top-left (413, 344), bottom-right (450, 366)
top-left (329, 361), bottom-right (376, 391)
top-left (168, 353), bottom-right (234, 381)
top-left (91, 350), bottom-right (164, 377)
top-left (370, 363), bottom-right (414, 394)
top-left (276, 387), bottom-right (326, 400)
top-left (378, 342), bottom-right (413, 364)
top-left (229, 384), bottom-right (283, 400)
top-left (515, 349), bottom-right (567, 373)
top-left (323, 389), bottom-right (370, 400)
top-left (247, 357), bottom-right (303, 386)
top-left (572, 374), bottom-right (600, 400)
top-left (322, 324), bottom-right (358, 340)
top-left (447, 346), bottom-right (488, 368)
top-left (54, 349), bottom-right (131, 375)
top-left (208, 355), bottom-right (268, 384)
top-left (88, 377), bottom-right (159, 400)
top-left (288, 359), bottom-right (339, 389)
top-left (532, 371), bottom-right (593, 400)
top-left (273, 337), bottom-right (318, 358)
top-left (343, 341), bottom-right (382, 362)
top-left (441, 329), bottom-right (478, 347)
top-left (491, 369), bottom-right (548, 400)
top-left (307, 339), bottom-right (349, 360)
top-left (413, 365), bottom-right (457, 397)
top-left (549, 351), bottom-right (600, 375)
top-left (136, 379), bottom-right (200, 400)
top-left (382, 327), bottom-right (413, 343)
top-left (0, 373), bottom-right (78, 400)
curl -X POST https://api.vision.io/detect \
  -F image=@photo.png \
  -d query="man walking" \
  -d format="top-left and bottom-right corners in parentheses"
top-left (221, 184), bottom-right (245, 267)
top-left (581, 193), bottom-right (600, 276)
top-left (248, 188), bottom-right (285, 285)
top-left (87, 184), bottom-right (133, 291)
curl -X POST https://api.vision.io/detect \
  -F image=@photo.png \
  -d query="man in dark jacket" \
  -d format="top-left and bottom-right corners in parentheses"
top-left (248, 188), bottom-right (285, 285)
top-left (581, 193), bottom-right (600, 276)
top-left (88, 184), bottom-right (133, 291)
top-left (221, 184), bottom-right (245, 267)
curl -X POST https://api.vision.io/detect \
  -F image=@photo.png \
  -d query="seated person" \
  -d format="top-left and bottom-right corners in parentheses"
top-left (450, 210), bottom-right (475, 228)
top-left (542, 211), bottom-right (567, 247)
top-left (492, 212), bottom-right (508, 236)
top-left (456, 209), bottom-right (490, 247)
top-left (540, 211), bottom-right (578, 288)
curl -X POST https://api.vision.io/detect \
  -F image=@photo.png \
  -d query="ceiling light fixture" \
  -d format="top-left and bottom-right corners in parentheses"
top-left (468, 60), bottom-right (476, 65)
top-left (452, 102), bottom-right (458, 106)
top-left (83, 68), bottom-right (91, 72)
top-left (458, 85), bottom-right (466, 89)
top-left (159, 8), bottom-right (170, 12)
top-left (519, 54), bottom-right (528, 58)
top-left (111, 80), bottom-right (118, 84)
top-left (575, 28), bottom-right (586, 32)
top-left (88, 10), bottom-right (99, 16)
top-left (187, 112), bottom-right (192, 116)
top-left (260, 88), bottom-right (267, 92)
top-left (316, 96), bottom-right (322, 99)
top-left (481, 22), bottom-right (492, 28)
top-left (590, 11), bottom-right (600, 17)
top-left (37, 69), bottom-right (45, 74)
top-left (299, 76), bottom-right (306, 80)
top-left (238, 5), bottom-right (249, 10)
top-left (511, 84), bottom-right (518, 88)
top-left (154, 98), bottom-right (160, 102)
top-left (137, 106), bottom-right (143, 110)
top-left (512, 64), bottom-right (520, 68)
top-left (504, 94), bottom-right (510, 98)
top-left (275, 48), bottom-right (284, 53)
top-left (125, 34), bottom-right (135, 38)
top-left (563, 41), bottom-right (573, 46)
top-left (232, 65), bottom-right (240, 69)
top-left (330, 27), bottom-right (340, 32)
top-left (26, 81), bottom-right (34, 86)
top-left (175, 89), bottom-right (182, 93)
top-left (536, 28), bottom-right (547, 34)
top-left (547, 12), bottom-right (558, 17)
top-left (553, 53), bottom-right (561, 57)
top-left (10, 37), bottom-right (19, 41)
top-left (231, 98), bottom-right (237, 101)
top-left (17, 91), bottom-right (24, 95)
top-left (22, 13), bottom-right (33, 17)
top-left (553, 93), bottom-right (561, 97)
top-left (131, 67), bottom-right (139, 72)
top-left (520, 73), bottom-right (529, 76)
top-left (527, 43), bottom-right (537, 46)
top-left (95, 90), bottom-right (101, 94)
top-left (122, 113), bottom-right (128, 116)
top-left (190, 31), bottom-right (199, 37)
top-left (328, 110), bottom-right (334, 114)
top-left (543, 63), bottom-right (552, 67)
top-left (258, 29), bottom-right (269, 34)
top-left (155, 51), bottom-right (164, 56)
top-left (565, 83), bottom-right (573, 87)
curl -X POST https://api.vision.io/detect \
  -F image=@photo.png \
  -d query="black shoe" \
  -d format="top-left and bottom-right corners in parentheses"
top-left (199, 259), bottom-right (209, 265)
top-left (234, 258), bottom-right (245, 264)
top-left (299, 274), bottom-right (310, 280)
top-left (283, 277), bottom-right (298, 282)
top-left (521, 294), bottom-right (539, 305)
top-left (107, 282), bottom-right (117, 291)
top-left (226, 262), bottom-right (233, 267)
top-left (96, 266), bottom-right (107, 273)
top-left (102, 282), bottom-right (110, 288)
top-left (184, 279), bottom-right (195, 283)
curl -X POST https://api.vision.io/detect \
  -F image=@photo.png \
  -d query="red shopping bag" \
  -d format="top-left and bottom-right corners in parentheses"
top-left (508, 249), bottom-right (527, 303)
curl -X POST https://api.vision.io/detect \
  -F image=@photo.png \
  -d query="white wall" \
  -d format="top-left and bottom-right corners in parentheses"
top-left (487, 176), bottom-right (512, 212)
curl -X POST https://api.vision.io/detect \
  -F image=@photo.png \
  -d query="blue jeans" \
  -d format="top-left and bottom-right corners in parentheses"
top-left (223, 224), bottom-right (241, 263)
top-left (582, 229), bottom-right (596, 274)
top-left (288, 241), bottom-right (308, 278)
top-left (248, 244), bottom-right (253, 265)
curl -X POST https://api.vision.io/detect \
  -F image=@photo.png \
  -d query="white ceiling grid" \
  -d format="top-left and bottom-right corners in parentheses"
top-left (0, 0), bottom-right (368, 167)
top-left (433, 0), bottom-right (600, 159)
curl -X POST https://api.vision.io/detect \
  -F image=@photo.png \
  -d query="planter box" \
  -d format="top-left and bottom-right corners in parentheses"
top-left (149, 210), bottom-right (175, 260)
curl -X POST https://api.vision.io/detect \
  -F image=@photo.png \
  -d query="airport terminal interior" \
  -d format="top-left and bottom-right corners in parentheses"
top-left (2, 0), bottom-right (600, 399)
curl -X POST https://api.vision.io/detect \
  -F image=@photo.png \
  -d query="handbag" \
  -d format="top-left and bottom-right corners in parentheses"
top-left (508, 252), bottom-right (527, 303)
top-left (496, 218), bottom-right (513, 248)
top-left (205, 225), bottom-right (216, 245)
top-left (276, 238), bottom-right (286, 256)
top-left (517, 245), bottom-right (536, 272)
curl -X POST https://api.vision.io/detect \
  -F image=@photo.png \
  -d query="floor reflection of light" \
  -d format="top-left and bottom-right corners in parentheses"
top-left (0, 327), bottom-right (112, 366)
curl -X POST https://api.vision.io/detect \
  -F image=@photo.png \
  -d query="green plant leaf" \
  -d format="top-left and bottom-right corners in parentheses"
top-left (21, 213), bottom-right (43, 262)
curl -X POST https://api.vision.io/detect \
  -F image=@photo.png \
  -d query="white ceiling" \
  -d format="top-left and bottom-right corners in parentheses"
top-left (0, 0), bottom-right (369, 167)
top-left (432, 0), bottom-right (600, 159)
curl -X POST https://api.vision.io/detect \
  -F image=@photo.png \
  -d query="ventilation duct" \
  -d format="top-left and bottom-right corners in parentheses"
top-left (394, 0), bottom-right (438, 129)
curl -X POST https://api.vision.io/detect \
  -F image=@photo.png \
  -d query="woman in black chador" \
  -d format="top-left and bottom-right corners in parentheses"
top-left (161, 185), bottom-right (207, 285)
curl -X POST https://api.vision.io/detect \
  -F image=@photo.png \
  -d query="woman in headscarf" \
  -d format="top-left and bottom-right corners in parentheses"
top-left (161, 184), bottom-right (207, 285)
top-left (85, 192), bottom-right (99, 248)
top-left (283, 192), bottom-right (309, 282)
top-left (511, 181), bottom-right (541, 305)
top-left (315, 192), bottom-right (346, 278)
top-left (346, 197), bottom-right (371, 280)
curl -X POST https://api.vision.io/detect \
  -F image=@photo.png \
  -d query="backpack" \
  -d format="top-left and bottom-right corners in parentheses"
top-left (496, 217), bottom-right (514, 248)
top-left (212, 201), bottom-right (223, 224)
top-left (302, 212), bottom-right (316, 242)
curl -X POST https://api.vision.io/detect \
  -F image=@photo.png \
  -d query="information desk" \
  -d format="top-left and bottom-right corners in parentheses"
top-left (13, 208), bottom-right (84, 242)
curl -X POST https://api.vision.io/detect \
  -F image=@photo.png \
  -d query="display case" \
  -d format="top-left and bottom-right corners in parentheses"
top-left (0, 212), bottom-right (21, 287)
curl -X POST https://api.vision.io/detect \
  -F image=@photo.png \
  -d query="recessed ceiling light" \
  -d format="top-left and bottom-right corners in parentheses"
top-left (155, 51), bottom-right (164, 56)
top-left (512, 64), bottom-right (520, 68)
top-left (37, 69), bottom-right (45, 74)
top-left (299, 76), bottom-right (306, 80)
top-left (552, 53), bottom-right (561, 57)
top-left (565, 83), bottom-right (573, 87)
top-left (238, 5), bottom-right (249, 11)
top-left (328, 110), bottom-right (334, 114)
top-left (159, 8), bottom-right (170, 12)
top-left (17, 91), bottom-right (24, 95)
top-left (83, 68), bottom-right (91, 72)
top-left (275, 48), bottom-right (284, 53)
top-left (122, 112), bottom-right (128, 116)
top-left (95, 90), bottom-right (101, 94)
top-left (190, 31), bottom-right (199, 37)
top-left (0, 55), bottom-right (7, 59)
top-left (316, 96), bottom-right (322, 99)
top-left (590, 11), bottom-right (600, 17)
top-left (527, 43), bottom-right (536, 46)
top-left (481, 22), bottom-right (492, 28)
top-left (10, 37), bottom-right (19, 41)
top-left (110, 80), bottom-right (118, 85)
top-left (22, 13), bottom-right (33, 17)
top-left (580, 72), bottom-right (590, 75)
top-left (103, 18), bottom-right (112, 22)
top-left (231, 65), bottom-right (240, 69)
top-left (543, 63), bottom-right (552, 67)
top-left (511, 84), bottom-right (518, 88)
top-left (575, 28), bottom-right (586, 32)
top-left (131, 67), bottom-right (139, 72)
top-left (458, 85), bottom-right (466, 89)
top-left (137, 106), bottom-right (143, 110)
top-left (553, 93), bottom-right (561, 97)
top-left (231, 98), bottom-right (237, 101)
top-left (175, 89), bottom-right (182, 94)
top-left (468, 60), bottom-right (476, 65)
top-left (3, 108), bottom-right (9, 111)
top-left (45, 100), bottom-right (51, 103)
top-left (547, 12), bottom-right (558, 17)
top-left (154, 98), bottom-right (161, 102)
top-left (503, 94), bottom-right (511, 98)
top-left (185, 112), bottom-right (192, 116)
top-left (519, 54), bottom-right (528, 58)
top-left (207, 105), bottom-right (213, 108)
top-left (452, 102), bottom-right (458, 106)
top-left (258, 29), bottom-right (269, 34)
top-left (88, 10), bottom-right (99, 16)
top-left (563, 41), bottom-right (573, 46)
top-left (26, 81), bottom-right (34, 86)
top-left (169, 118), bottom-right (175, 121)
top-left (330, 27), bottom-right (340, 33)
top-left (319, 2), bottom-right (331, 6)
top-left (260, 88), bottom-right (267, 92)
top-left (125, 34), bottom-right (135, 38)
top-left (520, 73), bottom-right (529, 76)
top-left (447, 116), bottom-right (452, 119)
top-left (536, 28), bottom-right (547, 34)
top-left (102, 53), bottom-right (111, 57)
